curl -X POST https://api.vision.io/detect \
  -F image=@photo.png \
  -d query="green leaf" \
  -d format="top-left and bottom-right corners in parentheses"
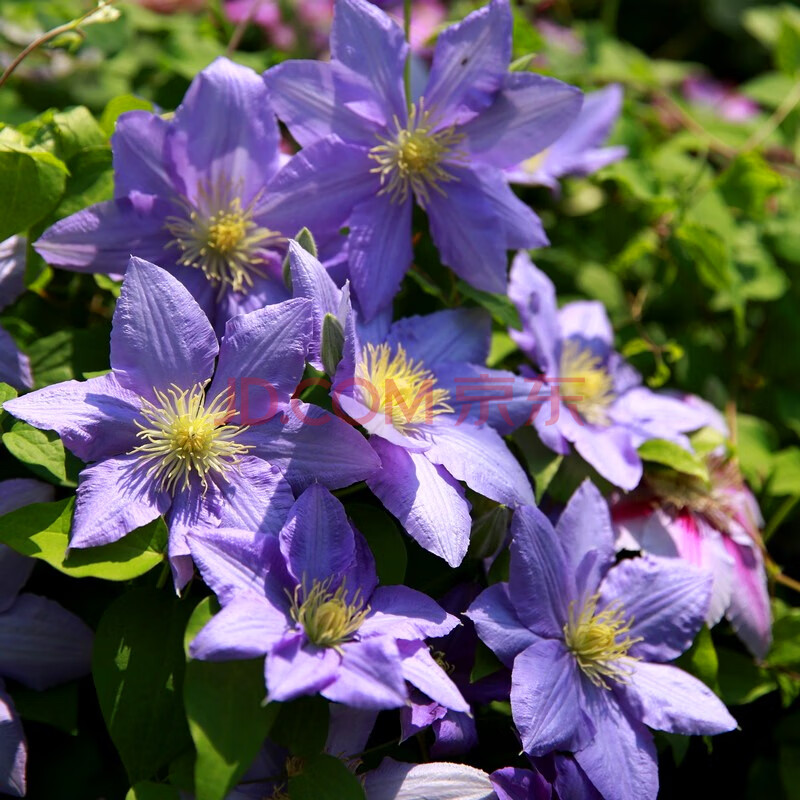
top-left (2, 420), bottom-right (79, 486)
top-left (184, 598), bottom-right (279, 800)
top-left (717, 647), bottom-right (776, 706)
top-left (736, 414), bottom-right (778, 491)
top-left (768, 448), bottom-right (800, 497)
top-left (0, 144), bottom-right (68, 240)
top-left (28, 327), bottom-right (110, 389)
top-left (768, 604), bottom-right (800, 668)
top-left (776, 16), bottom-right (800, 75)
top-left (638, 439), bottom-right (710, 482)
top-left (101, 95), bottom-right (155, 137)
top-left (673, 223), bottom-right (734, 293)
top-left (456, 281), bottom-right (521, 329)
top-left (347, 504), bottom-right (407, 585)
top-left (93, 588), bottom-right (195, 784)
top-left (512, 426), bottom-right (563, 503)
top-left (11, 681), bottom-right (79, 735)
top-left (676, 626), bottom-right (719, 692)
top-left (718, 154), bottom-right (783, 220)
top-left (0, 383), bottom-right (18, 433)
top-left (288, 753), bottom-right (365, 800)
top-left (487, 331), bottom-right (517, 367)
top-left (0, 498), bottom-right (166, 580)
top-left (271, 696), bottom-right (330, 758)
top-left (48, 107), bottom-right (107, 161)
top-left (125, 784), bottom-right (181, 800)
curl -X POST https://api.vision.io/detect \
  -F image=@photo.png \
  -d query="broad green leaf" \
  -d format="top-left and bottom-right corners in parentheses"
top-left (125, 784), bottom-right (180, 800)
top-left (0, 383), bottom-right (18, 433)
top-left (638, 439), bottom-right (710, 482)
top-left (0, 498), bottom-right (166, 580)
top-left (347, 504), bottom-right (407, 585)
top-left (487, 331), bottom-right (517, 367)
top-left (717, 647), bottom-right (776, 706)
top-left (0, 145), bottom-right (68, 240)
top-left (456, 281), bottom-right (521, 329)
top-left (718, 154), bottom-right (783, 220)
top-left (49, 107), bottom-right (108, 160)
top-left (673, 223), bottom-right (734, 293)
top-left (2, 420), bottom-right (79, 486)
top-left (512, 426), bottom-right (563, 503)
top-left (736, 414), bottom-right (778, 491)
top-left (768, 603), bottom-right (800, 668)
top-left (184, 599), bottom-right (278, 800)
top-left (289, 753), bottom-right (365, 800)
top-left (768, 448), bottom-right (800, 497)
top-left (28, 327), bottom-right (110, 388)
top-left (93, 588), bottom-right (195, 784)
top-left (11, 681), bottom-right (79, 735)
top-left (101, 94), bottom-right (155, 136)
top-left (271, 696), bottom-right (330, 758)
top-left (676, 626), bottom-right (719, 692)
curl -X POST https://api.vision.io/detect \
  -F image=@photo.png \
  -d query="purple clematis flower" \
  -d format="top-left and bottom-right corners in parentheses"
top-left (0, 236), bottom-right (32, 391)
top-left (189, 484), bottom-right (469, 712)
top-left (505, 84), bottom-right (627, 191)
top-left (508, 251), bottom-right (709, 490)
top-left (264, 0), bottom-right (583, 320)
top-left (4, 258), bottom-right (378, 588)
top-left (288, 243), bottom-right (536, 566)
top-left (613, 451), bottom-right (771, 659)
top-left (682, 76), bottom-right (759, 123)
top-left (0, 479), bottom-right (94, 797)
top-left (467, 481), bottom-right (736, 800)
top-left (34, 57), bottom-right (353, 332)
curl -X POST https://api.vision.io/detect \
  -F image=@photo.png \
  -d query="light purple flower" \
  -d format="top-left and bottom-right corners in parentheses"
top-left (0, 236), bottom-right (32, 391)
top-left (505, 84), bottom-right (627, 191)
top-left (467, 481), bottom-right (736, 800)
top-left (34, 57), bottom-right (351, 333)
top-left (189, 484), bottom-right (469, 712)
top-left (0, 479), bottom-right (94, 797)
top-left (683, 76), bottom-right (759, 123)
top-left (613, 451), bottom-right (771, 659)
top-left (4, 258), bottom-right (378, 588)
top-left (508, 251), bottom-right (709, 490)
top-left (264, 0), bottom-right (582, 320)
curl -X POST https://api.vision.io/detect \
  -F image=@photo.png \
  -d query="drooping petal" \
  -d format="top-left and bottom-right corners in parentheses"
top-left (0, 594), bottom-right (92, 690)
top-left (619, 661), bottom-right (736, 735)
top-left (169, 58), bottom-right (282, 203)
top-left (112, 111), bottom-right (174, 198)
top-left (3, 372), bottom-right (142, 463)
top-left (569, 423), bottom-right (642, 492)
top-left (431, 712), bottom-right (479, 758)
top-left (466, 583), bottom-right (537, 667)
top-left (508, 505), bottom-right (573, 637)
top-left (364, 759), bottom-right (495, 800)
top-left (0, 330), bottom-right (30, 392)
top-left (322, 638), bottom-right (408, 709)
top-left (265, 635), bottom-right (341, 702)
top-left (34, 195), bottom-right (174, 275)
top-left (330, 0), bottom-right (408, 124)
top-left (360, 585), bottom-right (459, 641)
top-left (556, 480), bottom-right (616, 595)
top-left (490, 766), bottom-right (552, 800)
top-left (599, 555), bottom-right (711, 662)
top-left (367, 438), bottom-right (471, 567)
top-left (0, 686), bottom-right (25, 798)
top-left (241, 402), bottom-right (381, 490)
top-left (347, 193), bottom-right (413, 322)
top-left (424, 0), bottom-right (512, 124)
top-left (511, 638), bottom-right (591, 756)
top-left (398, 640), bottom-right (469, 712)
top-left (71, 454), bottom-right (171, 549)
top-left (610, 387), bottom-right (710, 444)
top-left (462, 72), bottom-right (583, 169)
top-left (424, 416), bottom-right (534, 506)
top-left (573, 687), bottom-right (658, 800)
top-left (189, 596), bottom-right (287, 661)
top-left (110, 257), bottom-right (218, 399)
top-left (208, 299), bottom-right (312, 420)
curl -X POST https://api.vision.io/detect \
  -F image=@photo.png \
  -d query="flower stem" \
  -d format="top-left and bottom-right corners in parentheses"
top-left (403, 0), bottom-right (412, 105)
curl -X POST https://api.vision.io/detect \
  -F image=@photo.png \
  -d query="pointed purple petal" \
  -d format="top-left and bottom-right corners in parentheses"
top-left (266, 636), bottom-right (340, 702)
top-left (367, 438), bottom-right (471, 567)
top-left (360, 585), bottom-right (458, 641)
top-left (0, 687), bottom-right (25, 797)
top-left (112, 111), bottom-right (174, 198)
top-left (558, 301), bottom-right (613, 349)
top-left (0, 330), bottom-right (30, 392)
top-left (570, 424), bottom-right (642, 491)
top-left (399, 640), bottom-right (469, 712)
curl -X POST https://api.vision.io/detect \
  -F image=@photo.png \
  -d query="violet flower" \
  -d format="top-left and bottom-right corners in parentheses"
top-left (467, 481), bottom-right (736, 800)
top-left (34, 58), bottom-right (353, 332)
top-left (0, 479), bottom-right (94, 797)
top-left (189, 484), bottom-right (469, 712)
top-left (683, 76), bottom-right (759, 123)
top-left (264, 0), bottom-right (582, 320)
top-left (0, 236), bottom-right (32, 391)
top-left (506, 84), bottom-right (627, 191)
top-left (4, 258), bottom-right (378, 588)
top-left (508, 251), bottom-right (709, 490)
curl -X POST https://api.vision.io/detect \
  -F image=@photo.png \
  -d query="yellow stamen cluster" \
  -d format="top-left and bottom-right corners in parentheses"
top-left (357, 343), bottom-right (453, 434)
top-left (130, 383), bottom-right (250, 494)
top-left (166, 180), bottom-right (283, 296)
top-left (563, 594), bottom-right (642, 689)
top-left (559, 339), bottom-right (616, 426)
top-left (290, 578), bottom-right (369, 651)
top-left (369, 100), bottom-right (466, 208)
top-left (647, 467), bottom-right (737, 532)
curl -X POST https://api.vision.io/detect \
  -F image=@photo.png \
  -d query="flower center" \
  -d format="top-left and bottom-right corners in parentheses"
top-left (563, 594), bottom-right (641, 689)
top-left (368, 100), bottom-right (466, 208)
top-left (357, 343), bottom-right (453, 434)
top-left (290, 578), bottom-right (369, 651)
top-left (559, 339), bottom-right (616, 426)
top-left (165, 179), bottom-right (284, 296)
top-left (130, 383), bottom-right (251, 494)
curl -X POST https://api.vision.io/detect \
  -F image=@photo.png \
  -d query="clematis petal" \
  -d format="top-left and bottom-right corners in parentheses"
top-left (367, 438), bottom-right (471, 567)
top-left (599, 555), bottom-right (711, 662)
top-left (360, 585), bottom-right (459, 641)
top-left (569, 423), bottom-right (642, 492)
top-left (424, 0), bottom-right (512, 124)
top-left (364, 759), bottom-right (495, 800)
top-left (490, 766), bottom-right (552, 800)
top-left (398, 640), bottom-right (469, 713)
top-left (620, 661), bottom-right (736, 735)
top-left (110, 257), bottom-right (218, 400)
top-left (266, 635), bottom-right (340, 702)
top-left (112, 111), bottom-right (174, 198)
top-left (558, 301), bottom-right (614, 351)
top-left (189, 596), bottom-right (287, 661)
top-left (511, 638), bottom-right (591, 756)
top-left (322, 638), bottom-right (408, 709)
top-left (466, 583), bottom-right (538, 668)
top-left (0, 594), bottom-right (92, 690)
top-left (0, 329), bottom-right (30, 392)
top-left (0, 686), bottom-right (25, 797)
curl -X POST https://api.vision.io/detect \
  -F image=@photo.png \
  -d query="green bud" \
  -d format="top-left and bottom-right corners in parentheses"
top-left (321, 313), bottom-right (345, 377)
top-left (294, 226), bottom-right (318, 258)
